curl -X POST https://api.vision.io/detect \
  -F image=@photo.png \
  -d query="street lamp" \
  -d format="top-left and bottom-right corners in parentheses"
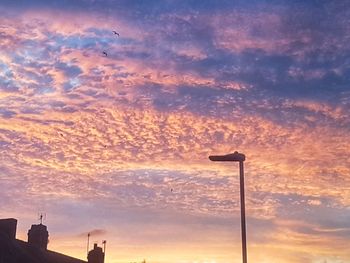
top-left (209, 151), bottom-right (247, 263)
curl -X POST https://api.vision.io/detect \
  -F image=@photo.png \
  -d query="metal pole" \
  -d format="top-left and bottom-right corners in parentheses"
top-left (103, 240), bottom-right (106, 263)
top-left (87, 233), bottom-right (90, 259)
top-left (239, 160), bottom-right (247, 263)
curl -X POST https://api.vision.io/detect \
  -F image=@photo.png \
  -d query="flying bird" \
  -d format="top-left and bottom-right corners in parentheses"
top-left (112, 30), bottom-right (120, 36)
top-left (102, 51), bottom-right (108, 57)
top-left (59, 133), bottom-right (64, 137)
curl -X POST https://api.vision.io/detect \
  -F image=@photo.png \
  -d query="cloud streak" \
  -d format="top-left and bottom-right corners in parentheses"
top-left (0, 1), bottom-right (350, 263)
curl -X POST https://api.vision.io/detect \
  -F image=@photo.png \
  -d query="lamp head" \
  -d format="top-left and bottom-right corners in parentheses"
top-left (209, 151), bottom-right (245, 162)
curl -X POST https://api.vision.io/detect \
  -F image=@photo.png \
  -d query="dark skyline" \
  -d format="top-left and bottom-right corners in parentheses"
top-left (0, 217), bottom-right (104, 263)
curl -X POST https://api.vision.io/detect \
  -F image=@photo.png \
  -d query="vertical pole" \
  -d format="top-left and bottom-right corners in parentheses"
top-left (239, 161), bottom-right (247, 263)
top-left (103, 240), bottom-right (106, 263)
top-left (87, 233), bottom-right (90, 259)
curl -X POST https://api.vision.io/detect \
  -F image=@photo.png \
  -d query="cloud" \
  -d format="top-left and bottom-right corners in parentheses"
top-left (1, 2), bottom-right (350, 263)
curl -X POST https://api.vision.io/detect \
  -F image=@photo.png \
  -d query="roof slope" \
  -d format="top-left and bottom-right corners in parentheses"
top-left (0, 233), bottom-right (86, 263)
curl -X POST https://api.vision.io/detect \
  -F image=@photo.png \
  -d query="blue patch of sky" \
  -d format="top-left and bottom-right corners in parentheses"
top-left (64, 85), bottom-right (76, 95)
top-left (20, 69), bottom-right (53, 85)
top-left (0, 61), bottom-right (13, 79)
top-left (63, 78), bottom-right (81, 92)
top-left (273, 193), bottom-right (350, 231)
top-left (0, 0), bottom-right (342, 19)
top-left (0, 79), bottom-right (19, 93)
top-left (20, 108), bottom-right (43, 115)
top-left (55, 62), bottom-right (82, 78)
top-left (38, 87), bottom-right (55, 94)
top-left (0, 108), bottom-right (16, 118)
top-left (19, 42), bottom-right (50, 61)
top-left (0, 141), bottom-right (11, 147)
top-left (85, 28), bottom-right (112, 37)
top-left (138, 78), bottom-right (345, 128)
top-left (0, 67), bottom-right (18, 92)
top-left (49, 35), bottom-right (94, 50)
top-left (164, 39), bottom-right (350, 103)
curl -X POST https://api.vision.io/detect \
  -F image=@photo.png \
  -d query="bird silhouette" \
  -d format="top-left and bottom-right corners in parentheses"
top-left (102, 51), bottom-right (108, 57)
top-left (112, 30), bottom-right (120, 36)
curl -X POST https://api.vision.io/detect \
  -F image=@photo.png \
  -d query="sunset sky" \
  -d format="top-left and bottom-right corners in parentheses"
top-left (0, 1), bottom-right (350, 263)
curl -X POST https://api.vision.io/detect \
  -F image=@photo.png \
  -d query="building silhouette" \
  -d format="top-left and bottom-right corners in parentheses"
top-left (88, 243), bottom-right (104, 263)
top-left (0, 218), bottom-right (105, 263)
top-left (28, 222), bottom-right (49, 250)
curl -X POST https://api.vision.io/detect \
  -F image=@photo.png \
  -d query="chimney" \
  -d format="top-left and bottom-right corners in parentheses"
top-left (27, 223), bottom-right (49, 250)
top-left (88, 243), bottom-right (104, 263)
top-left (0, 218), bottom-right (17, 239)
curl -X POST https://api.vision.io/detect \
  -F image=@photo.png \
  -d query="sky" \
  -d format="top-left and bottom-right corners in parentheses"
top-left (0, 0), bottom-right (350, 262)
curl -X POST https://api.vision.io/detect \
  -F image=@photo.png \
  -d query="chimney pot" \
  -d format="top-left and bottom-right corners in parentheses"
top-left (0, 218), bottom-right (17, 240)
top-left (28, 223), bottom-right (49, 250)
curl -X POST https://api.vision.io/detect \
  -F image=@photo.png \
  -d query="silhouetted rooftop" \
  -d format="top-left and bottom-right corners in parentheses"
top-left (0, 231), bottom-right (86, 263)
top-left (0, 218), bottom-right (87, 263)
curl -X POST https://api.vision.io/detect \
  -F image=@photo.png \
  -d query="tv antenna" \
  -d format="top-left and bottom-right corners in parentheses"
top-left (38, 213), bottom-right (46, 224)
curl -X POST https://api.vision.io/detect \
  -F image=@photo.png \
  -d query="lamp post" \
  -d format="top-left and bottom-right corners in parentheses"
top-left (209, 151), bottom-right (247, 263)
